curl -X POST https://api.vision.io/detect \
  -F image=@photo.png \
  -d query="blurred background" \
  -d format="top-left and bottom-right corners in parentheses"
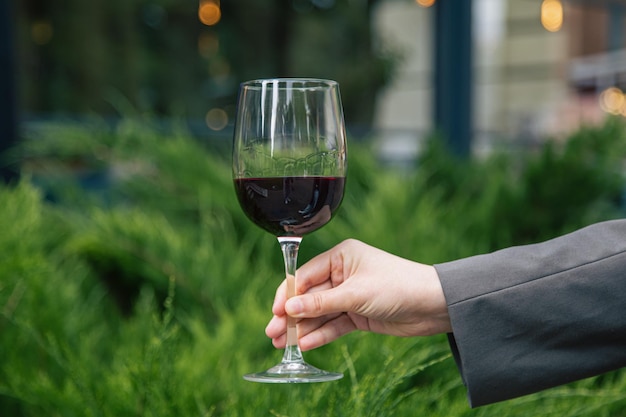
top-left (2, 1), bottom-right (626, 416)
top-left (8, 0), bottom-right (626, 167)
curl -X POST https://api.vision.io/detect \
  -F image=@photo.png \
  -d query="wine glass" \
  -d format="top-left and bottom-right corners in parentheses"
top-left (232, 78), bottom-right (347, 383)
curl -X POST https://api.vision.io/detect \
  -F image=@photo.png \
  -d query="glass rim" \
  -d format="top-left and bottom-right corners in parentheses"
top-left (240, 77), bottom-right (338, 90)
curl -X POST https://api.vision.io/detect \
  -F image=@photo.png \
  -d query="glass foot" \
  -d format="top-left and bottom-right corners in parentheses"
top-left (244, 361), bottom-right (343, 383)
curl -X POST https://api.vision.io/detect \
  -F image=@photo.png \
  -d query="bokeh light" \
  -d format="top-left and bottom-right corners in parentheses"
top-left (416, 0), bottom-right (436, 7)
top-left (599, 87), bottom-right (625, 115)
top-left (205, 108), bottom-right (228, 131)
top-left (541, 0), bottom-right (563, 32)
top-left (199, 0), bottom-right (221, 26)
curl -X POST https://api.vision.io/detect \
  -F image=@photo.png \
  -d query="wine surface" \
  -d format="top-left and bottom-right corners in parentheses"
top-left (234, 176), bottom-right (345, 236)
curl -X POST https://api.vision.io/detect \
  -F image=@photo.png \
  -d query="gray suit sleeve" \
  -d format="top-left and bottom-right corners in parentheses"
top-left (434, 219), bottom-right (626, 407)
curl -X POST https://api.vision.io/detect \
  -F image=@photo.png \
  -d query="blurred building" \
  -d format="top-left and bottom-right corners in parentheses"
top-left (372, 0), bottom-right (625, 163)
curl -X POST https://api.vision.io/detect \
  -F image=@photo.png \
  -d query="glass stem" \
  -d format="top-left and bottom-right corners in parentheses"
top-left (278, 236), bottom-right (304, 364)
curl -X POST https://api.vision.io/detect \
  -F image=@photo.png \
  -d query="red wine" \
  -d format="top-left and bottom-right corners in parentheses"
top-left (234, 176), bottom-right (345, 236)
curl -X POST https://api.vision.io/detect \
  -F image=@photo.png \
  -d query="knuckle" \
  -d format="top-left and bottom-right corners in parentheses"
top-left (312, 293), bottom-right (324, 314)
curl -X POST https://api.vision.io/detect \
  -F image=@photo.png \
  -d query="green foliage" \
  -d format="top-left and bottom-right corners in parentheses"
top-left (1, 117), bottom-right (625, 416)
top-left (416, 118), bottom-right (626, 253)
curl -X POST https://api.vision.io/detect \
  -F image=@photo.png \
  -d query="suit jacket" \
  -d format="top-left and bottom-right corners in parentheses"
top-left (434, 219), bottom-right (626, 407)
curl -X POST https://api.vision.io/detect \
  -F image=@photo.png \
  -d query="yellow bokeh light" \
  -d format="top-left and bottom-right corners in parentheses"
top-left (205, 108), bottom-right (228, 131)
top-left (599, 87), bottom-right (625, 115)
top-left (199, 0), bottom-right (221, 26)
top-left (416, 0), bottom-right (436, 7)
top-left (541, 0), bottom-right (563, 32)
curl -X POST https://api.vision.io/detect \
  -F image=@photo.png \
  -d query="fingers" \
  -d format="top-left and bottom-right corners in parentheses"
top-left (298, 313), bottom-right (357, 351)
top-left (285, 287), bottom-right (355, 319)
top-left (270, 331), bottom-right (286, 349)
top-left (267, 239), bottom-right (366, 350)
top-left (266, 313), bottom-right (357, 351)
top-left (295, 244), bottom-right (343, 295)
top-left (265, 313), bottom-right (286, 340)
top-left (271, 279), bottom-right (287, 316)
top-left (265, 290), bottom-right (356, 349)
top-left (272, 262), bottom-right (338, 317)
top-left (267, 280), bottom-right (347, 350)
top-left (273, 239), bottom-right (359, 319)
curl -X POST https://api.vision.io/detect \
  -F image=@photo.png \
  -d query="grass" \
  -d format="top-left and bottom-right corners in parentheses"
top-left (1, 116), bottom-right (625, 416)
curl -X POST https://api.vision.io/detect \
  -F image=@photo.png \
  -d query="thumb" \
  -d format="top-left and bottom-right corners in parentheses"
top-left (285, 288), bottom-right (348, 318)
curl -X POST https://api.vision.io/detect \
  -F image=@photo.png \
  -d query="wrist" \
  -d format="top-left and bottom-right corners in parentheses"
top-left (424, 265), bottom-right (452, 334)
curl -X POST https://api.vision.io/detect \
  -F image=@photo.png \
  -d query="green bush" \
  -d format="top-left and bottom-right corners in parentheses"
top-left (1, 117), bottom-right (625, 416)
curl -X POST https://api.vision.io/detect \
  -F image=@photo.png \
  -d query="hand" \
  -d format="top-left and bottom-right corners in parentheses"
top-left (265, 239), bottom-right (451, 351)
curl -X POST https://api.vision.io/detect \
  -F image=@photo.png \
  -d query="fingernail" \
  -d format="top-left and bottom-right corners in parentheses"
top-left (285, 298), bottom-right (303, 316)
